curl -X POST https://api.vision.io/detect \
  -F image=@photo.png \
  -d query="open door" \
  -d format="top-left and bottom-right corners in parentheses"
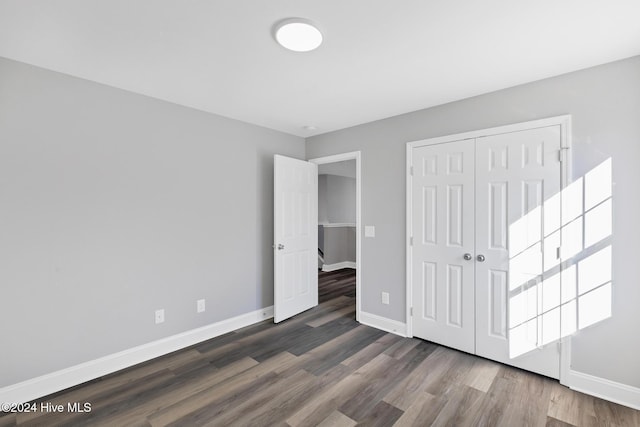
top-left (274, 155), bottom-right (318, 323)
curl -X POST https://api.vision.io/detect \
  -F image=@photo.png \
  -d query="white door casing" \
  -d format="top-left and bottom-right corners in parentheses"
top-left (274, 155), bottom-right (318, 323)
top-left (411, 139), bottom-right (476, 353)
top-left (475, 126), bottom-right (562, 378)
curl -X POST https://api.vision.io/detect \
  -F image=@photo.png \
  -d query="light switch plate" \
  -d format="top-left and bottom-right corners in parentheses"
top-left (155, 309), bottom-right (165, 324)
top-left (365, 225), bottom-right (375, 237)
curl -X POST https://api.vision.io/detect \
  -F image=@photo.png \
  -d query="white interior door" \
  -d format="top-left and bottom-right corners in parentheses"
top-left (274, 155), bottom-right (318, 323)
top-left (475, 126), bottom-right (562, 378)
top-left (411, 140), bottom-right (476, 353)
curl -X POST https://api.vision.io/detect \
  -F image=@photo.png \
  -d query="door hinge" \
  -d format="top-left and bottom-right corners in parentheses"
top-left (556, 246), bottom-right (561, 260)
top-left (559, 148), bottom-right (569, 162)
top-left (410, 166), bottom-right (414, 176)
top-left (410, 307), bottom-right (413, 316)
top-left (410, 236), bottom-right (413, 246)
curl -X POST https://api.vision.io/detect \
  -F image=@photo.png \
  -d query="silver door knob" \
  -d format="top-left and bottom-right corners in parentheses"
top-left (477, 254), bottom-right (485, 262)
top-left (463, 253), bottom-right (472, 261)
top-left (277, 244), bottom-right (285, 250)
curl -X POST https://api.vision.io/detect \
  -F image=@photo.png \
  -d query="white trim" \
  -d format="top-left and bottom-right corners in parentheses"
top-left (359, 311), bottom-right (407, 337)
top-left (565, 368), bottom-right (640, 410)
top-left (321, 261), bottom-right (357, 272)
top-left (559, 337), bottom-right (572, 386)
top-left (407, 115), bottom-right (573, 149)
top-left (319, 222), bottom-right (356, 228)
top-left (0, 306), bottom-right (274, 405)
top-left (558, 117), bottom-right (573, 387)
top-left (309, 151), bottom-right (362, 322)
top-left (406, 142), bottom-right (413, 337)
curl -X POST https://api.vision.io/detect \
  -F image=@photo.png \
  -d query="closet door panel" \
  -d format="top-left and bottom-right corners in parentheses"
top-left (475, 125), bottom-right (562, 379)
top-left (411, 140), bottom-right (476, 353)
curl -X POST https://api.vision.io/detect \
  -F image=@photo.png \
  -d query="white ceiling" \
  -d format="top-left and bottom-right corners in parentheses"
top-left (1, 1), bottom-right (639, 138)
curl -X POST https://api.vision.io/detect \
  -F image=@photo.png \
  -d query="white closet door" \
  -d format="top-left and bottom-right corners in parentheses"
top-left (411, 140), bottom-right (476, 353)
top-left (475, 126), bottom-right (562, 378)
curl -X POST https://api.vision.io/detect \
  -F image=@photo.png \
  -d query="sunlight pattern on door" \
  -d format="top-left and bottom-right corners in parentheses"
top-left (509, 158), bottom-right (612, 357)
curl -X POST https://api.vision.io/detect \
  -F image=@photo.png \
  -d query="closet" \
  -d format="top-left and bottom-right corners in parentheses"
top-left (407, 117), bottom-right (570, 379)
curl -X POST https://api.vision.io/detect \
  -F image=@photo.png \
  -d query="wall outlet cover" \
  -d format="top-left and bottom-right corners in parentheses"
top-left (365, 225), bottom-right (375, 237)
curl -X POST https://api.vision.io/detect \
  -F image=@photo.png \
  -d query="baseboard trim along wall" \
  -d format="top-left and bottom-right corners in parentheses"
top-left (359, 311), bottom-right (407, 337)
top-left (321, 261), bottom-right (356, 272)
top-left (0, 306), bottom-right (274, 405)
top-left (566, 368), bottom-right (640, 410)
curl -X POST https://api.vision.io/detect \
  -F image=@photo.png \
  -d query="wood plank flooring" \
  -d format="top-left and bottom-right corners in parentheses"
top-left (1, 268), bottom-right (638, 426)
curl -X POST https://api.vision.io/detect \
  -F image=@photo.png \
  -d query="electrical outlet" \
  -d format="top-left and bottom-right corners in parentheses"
top-left (155, 309), bottom-right (165, 324)
top-left (381, 292), bottom-right (390, 305)
top-left (197, 299), bottom-right (206, 313)
top-left (365, 225), bottom-right (376, 238)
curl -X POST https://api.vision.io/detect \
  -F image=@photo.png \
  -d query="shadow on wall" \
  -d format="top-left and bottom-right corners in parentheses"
top-left (509, 158), bottom-right (612, 358)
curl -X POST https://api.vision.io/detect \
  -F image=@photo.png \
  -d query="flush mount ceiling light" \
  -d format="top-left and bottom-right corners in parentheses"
top-left (274, 18), bottom-right (323, 52)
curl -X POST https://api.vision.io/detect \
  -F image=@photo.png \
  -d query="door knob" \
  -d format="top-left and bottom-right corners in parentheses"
top-left (477, 254), bottom-right (485, 262)
top-left (463, 253), bottom-right (472, 261)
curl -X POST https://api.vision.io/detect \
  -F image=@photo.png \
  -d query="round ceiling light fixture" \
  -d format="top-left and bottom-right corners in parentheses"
top-left (274, 18), bottom-right (323, 52)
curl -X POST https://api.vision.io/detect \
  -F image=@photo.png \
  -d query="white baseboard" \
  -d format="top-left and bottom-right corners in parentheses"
top-left (359, 311), bottom-right (407, 337)
top-left (0, 306), bottom-right (274, 405)
top-left (321, 261), bottom-right (356, 272)
top-left (565, 368), bottom-right (640, 410)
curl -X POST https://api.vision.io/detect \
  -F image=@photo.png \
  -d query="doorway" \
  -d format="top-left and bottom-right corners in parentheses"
top-left (310, 152), bottom-right (362, 322)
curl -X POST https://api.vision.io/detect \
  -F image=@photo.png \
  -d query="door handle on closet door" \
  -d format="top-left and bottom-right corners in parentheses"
top-left (476, 254), bottom-right (485, 262)
top-left (463, 253), bottom-right (473, 261)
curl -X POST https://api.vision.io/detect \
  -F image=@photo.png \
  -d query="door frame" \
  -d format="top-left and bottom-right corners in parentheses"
top-left (406, 115), bottom-right (572, 381)
top-left (309, 151), bottom-right (362, 322)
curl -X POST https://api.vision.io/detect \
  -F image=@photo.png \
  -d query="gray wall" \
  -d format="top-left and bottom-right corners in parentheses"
top-left (318, 175), bottom-right (328, 224)
top-left (306, 56), bottom-right (640, 388)
top-left (319, 173), bottom-right (356, 224)
top-left (323, 227), bottom-right (356, 265)
top-left (317, 160), bottom-right (357, 179)
top-left (0, 57), bottom-right (304, 387)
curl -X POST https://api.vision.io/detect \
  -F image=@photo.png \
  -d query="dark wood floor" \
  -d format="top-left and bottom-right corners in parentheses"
top-left (2, 269), bottom-right (638, 426)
